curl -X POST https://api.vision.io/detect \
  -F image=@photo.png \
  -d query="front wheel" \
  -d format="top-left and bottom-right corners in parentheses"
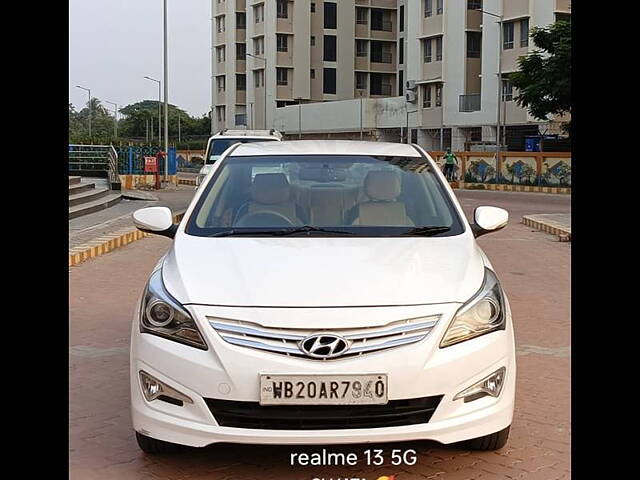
top-left (135, 431), bottom-right (184, 454)
top-left (466, 425), bottom-right (511, 451)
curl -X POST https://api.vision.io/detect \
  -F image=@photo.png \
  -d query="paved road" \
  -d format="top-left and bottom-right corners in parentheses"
top-left (69, 191), bottom-right (570, 480)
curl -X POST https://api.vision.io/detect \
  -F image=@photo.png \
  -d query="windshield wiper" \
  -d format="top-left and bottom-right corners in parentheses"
top-left (401, 226), bottom-right (451, 236)
top-left (209, 225), bottom-right (355, 237)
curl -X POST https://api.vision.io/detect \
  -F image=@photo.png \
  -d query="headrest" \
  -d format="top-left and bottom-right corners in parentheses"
top-left (251, 173), bottom-right (291, 204)
top-left (364, 170), bottom-right (401, 201)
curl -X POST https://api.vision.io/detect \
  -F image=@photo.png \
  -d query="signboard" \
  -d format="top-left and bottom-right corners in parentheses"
top-left (144, 156), bottom-right (158, 173)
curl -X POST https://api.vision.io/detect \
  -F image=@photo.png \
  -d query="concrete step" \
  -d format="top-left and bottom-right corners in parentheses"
top-left (69, 176), bottom-right (82, 186)
top-left (68, 193), bottom-right (123, 220)
top-left (69, 187), bottom-right (109, 207)
top-left (69, 182), bottom-right (96, 196)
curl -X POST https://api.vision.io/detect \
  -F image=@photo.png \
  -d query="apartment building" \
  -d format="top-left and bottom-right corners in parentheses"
top-left (212, 0), bottom-right (571, 150)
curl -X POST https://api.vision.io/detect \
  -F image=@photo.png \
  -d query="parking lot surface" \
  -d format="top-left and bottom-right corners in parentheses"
top-left (69, 191), bottom-right (571, 480)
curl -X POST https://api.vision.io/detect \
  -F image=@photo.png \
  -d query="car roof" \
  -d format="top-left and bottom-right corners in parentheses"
top-left (230, 140), bottom-right (423, 158)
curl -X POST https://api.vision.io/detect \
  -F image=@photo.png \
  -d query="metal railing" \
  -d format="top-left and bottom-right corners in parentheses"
top-left (371, 20), bottom-right (393, 32)
top-left (69, 144), bottom-right (120, 189)
top-left (459, 94), bottom-right (481, 112)
top-left (371, 51), bottom-right (393, 63)
top-left (371, 84), bottom-right (393, 96)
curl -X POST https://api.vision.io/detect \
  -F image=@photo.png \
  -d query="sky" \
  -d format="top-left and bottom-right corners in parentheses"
top-left (69, 0), bottom-right (210, 117)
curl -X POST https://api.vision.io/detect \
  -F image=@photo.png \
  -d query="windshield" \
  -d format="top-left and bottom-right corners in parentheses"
top-left (186, 154), bottom-right (465, 237)
top-left (207, 138), bottom-right (278, 163)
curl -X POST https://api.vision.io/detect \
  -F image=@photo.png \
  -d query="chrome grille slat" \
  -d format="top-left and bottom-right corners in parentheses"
top-left (208, 315), bottom-right (440, 360)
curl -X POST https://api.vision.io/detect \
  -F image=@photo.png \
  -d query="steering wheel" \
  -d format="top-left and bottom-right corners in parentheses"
top-left (234, 211), bottom-right (295, 228)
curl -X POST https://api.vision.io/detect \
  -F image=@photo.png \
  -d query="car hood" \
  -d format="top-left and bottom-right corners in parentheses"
top-left (162, 233), bottom-right (485, 307)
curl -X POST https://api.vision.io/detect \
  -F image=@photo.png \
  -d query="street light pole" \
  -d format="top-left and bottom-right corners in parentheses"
top-left (295, 97), bottom-right (303, 139)
top-left (246, 52), bottom-right (267, 129)
top-left (76, 86), bottom-right (91, 140)
top-left (359, 92), bottom-right (364, 140)
top-left (144, 76), bottom-right (162, 146)
top-left (178, 114), bottom-right (181, 143)
top-left (477, 8), bottom-right (503, 168)
top-left (105, 100), bottom-right (118, 139)
top-left (163, 0), bottom-right (169, 181)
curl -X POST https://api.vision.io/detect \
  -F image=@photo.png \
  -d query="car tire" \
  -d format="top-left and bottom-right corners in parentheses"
top-left (466, 425), bottom-right (511, 451)
top-left (135, 431), bottom-right (183, 454)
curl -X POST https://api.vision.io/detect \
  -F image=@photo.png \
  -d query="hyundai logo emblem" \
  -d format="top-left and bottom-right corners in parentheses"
top-left (299, 334), bottom-right (350, 359)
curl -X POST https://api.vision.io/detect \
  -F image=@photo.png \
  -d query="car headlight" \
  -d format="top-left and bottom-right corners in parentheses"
top-left (139, 269), bottom-right (208, 350)
top-left (440, 268), bottom-right (506, 348)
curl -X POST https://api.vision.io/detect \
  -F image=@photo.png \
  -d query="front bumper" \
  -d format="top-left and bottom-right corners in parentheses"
top-left (130, 302), bottom-right (516, 447)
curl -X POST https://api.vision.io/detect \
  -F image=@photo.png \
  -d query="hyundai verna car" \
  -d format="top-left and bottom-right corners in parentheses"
top-left (131, 140), bottom-right (515, 454)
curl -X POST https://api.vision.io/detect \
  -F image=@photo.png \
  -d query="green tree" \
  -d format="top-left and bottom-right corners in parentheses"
top-left (510, 20), bottom-right (571, 134)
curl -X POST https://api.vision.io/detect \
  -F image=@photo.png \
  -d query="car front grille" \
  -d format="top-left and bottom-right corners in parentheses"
top-left (204, 396), bottom-right (443, 430)
top-left (207, 315), bottom-right (440, 360)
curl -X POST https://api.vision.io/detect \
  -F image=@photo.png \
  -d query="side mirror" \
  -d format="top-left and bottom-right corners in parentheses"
top-left (472, 206), bottom-right (508, 238)
top-left (132, 207), bottom-right (177, 239)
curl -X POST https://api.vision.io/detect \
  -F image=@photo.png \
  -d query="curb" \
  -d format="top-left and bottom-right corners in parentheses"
top-left (522, 215), bottom-right (571, 242)
top-left (456, 183), bottom-right (570, 194)
top-left (178, 178), bottom-right (196, 186)
top-left (69, 212), bottom-right (185, 267)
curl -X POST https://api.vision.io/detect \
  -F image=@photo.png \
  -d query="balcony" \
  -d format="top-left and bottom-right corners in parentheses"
top-left (371, 20), bottom-right (392, 32)
top-left (459, 94), bottom-right (481, 112)
top-left (371, 51), bottom-right (392, 63)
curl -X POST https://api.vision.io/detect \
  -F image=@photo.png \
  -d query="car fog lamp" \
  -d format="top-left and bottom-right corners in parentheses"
top-left (453, 367), bottom-right (506, 403)
top-left (139, 371), bottom-right (193, 405)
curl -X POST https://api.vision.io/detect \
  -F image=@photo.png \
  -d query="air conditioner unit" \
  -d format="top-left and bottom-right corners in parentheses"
top-left (406, 80), bottom-right (417, 91)
top-left (406, 91), bottom-right (417, 103)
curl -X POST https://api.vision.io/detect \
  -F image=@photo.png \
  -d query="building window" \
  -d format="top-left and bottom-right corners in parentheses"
top-left (502, 78), bottom-right (513, 101)
top-left (253, 37), bottom-right (264, 55)
top-left (277, 0), bottom-right (288, 19)
top-left (236, 74), bottom-right (246, 91)
top-left (323, 67), bottom-right (336, 94)
top-left (310, 68), bottom-right (315, 79)
top-left (435, 37), bottom-right (443, 61)
top-left (253, 69), bottom-right (264, 87)
top-left (399, 39), bottom-right (404, 64)
top-left (324, 2), bottom-right (337, 29)
top-left (467, 32), bottom-right (481, 58)
top-left (520, 18), bottom-right (529, 47)
top-left (437, 0), bottom-right (443, 15)
top-left (356, 7), bottom-right (368, 25)
top-left (236, 12), bottom-right (246, 29)
top-left (435, 84), bottom-right (442, 107)
top-left (399, 6), bottom-right (404, 32)
top-left (356, 72), bottom-right (367, 90)
top-left (503, 22), bottom-right (514, 49)
top-left (236, 43), bottom-right (246, 60)
top-left (467, 0), bottom-right (482, 9)
top-left (277, 34), bottom-right (288, 52)
top-left (253, 4), bottom-right (264, 23)
top-left (398, 70), bottom-right (403, 96)
top-left (310, 35), bottom-right (316, 46)
top-left (424, 39), bottom-right (432, 63)
top-left (216, 15), bottom-right (225, 33)
top-left (422, 85), bottom-right (432, 108)
top-left (216, 106), bottom-right (225, 122)
top-left (276, 68), bottom-right (288, 86)
top-left (216, 76), bottom-right (226, 93)
top-left (324, 35), bottom-right (337, 61)
top-left (311, 2), bottom-right (316, 13)
top-left (216, 46), bottom-right (225, 63)
top-left (424, 0), bottom-right (432, 18)
top-left (356, 40), bottom-right (368, 57)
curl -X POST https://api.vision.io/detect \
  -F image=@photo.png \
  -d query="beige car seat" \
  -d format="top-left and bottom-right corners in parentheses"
top-left (352, 170), bottom-right (415, 226)
top-left (242, 173), bottom-right (301, 224)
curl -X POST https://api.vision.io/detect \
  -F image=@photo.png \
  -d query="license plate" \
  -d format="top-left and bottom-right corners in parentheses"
top-left (259, 374), bottom-right (388, 405)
